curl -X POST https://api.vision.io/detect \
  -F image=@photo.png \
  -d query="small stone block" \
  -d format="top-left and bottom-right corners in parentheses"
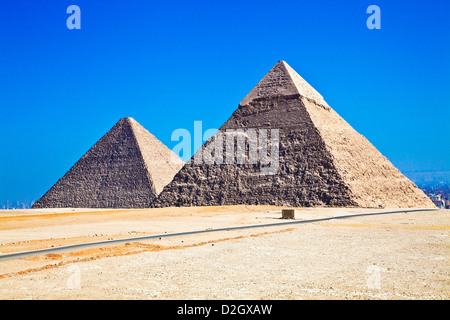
top-left (282, 209), bottom-right (296, 219)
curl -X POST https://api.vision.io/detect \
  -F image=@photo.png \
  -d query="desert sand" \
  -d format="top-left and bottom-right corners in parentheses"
top-left (0, 206), bottom-right (448, 299)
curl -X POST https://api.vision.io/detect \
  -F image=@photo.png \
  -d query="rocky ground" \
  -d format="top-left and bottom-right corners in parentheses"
top-left (0, 206), bottom-right (448, 299)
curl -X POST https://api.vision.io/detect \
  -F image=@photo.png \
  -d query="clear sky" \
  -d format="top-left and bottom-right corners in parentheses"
top-left (0, 0), bottom-right (449, 208)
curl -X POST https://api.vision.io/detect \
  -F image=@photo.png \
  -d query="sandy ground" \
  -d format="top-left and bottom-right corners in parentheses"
top-left (0, 205), bottom-right (448, 300)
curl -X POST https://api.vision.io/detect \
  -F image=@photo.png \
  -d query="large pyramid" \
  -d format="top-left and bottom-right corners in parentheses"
top-left (152, 61), bottom-right (434, 208)
top-left (33, 117), bottom-right (184, 208)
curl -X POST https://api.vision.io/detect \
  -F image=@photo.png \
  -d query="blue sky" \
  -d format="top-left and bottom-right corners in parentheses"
top-left (0, 0), bottom-right (449, 207)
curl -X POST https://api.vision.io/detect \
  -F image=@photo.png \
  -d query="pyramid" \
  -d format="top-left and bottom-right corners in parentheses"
top-left (151, 61), bottom-right (434, 208)
top-left (32, 117), bottom-right (184, 208)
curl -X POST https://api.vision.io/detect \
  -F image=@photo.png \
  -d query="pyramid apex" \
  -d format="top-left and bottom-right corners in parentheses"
top-left (116, 117), bottom-right (142, 129)
top-left (239, 61), bottom-right (329, 108)
top-left (118, 117), bottom-right (136, 123)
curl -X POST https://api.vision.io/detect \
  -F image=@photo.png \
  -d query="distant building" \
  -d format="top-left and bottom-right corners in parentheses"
top-left (445, 199), bottom-right (450, 209)
top-left (432, 199), bottom-right (445, 209)
top-left (430, 194), bottom-right (441, 202)
top-left (420, 183), bottom-right (450, 209)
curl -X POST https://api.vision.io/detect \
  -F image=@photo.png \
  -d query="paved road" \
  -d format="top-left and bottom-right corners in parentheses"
top-left (0, 208), bottom-right (437, 261)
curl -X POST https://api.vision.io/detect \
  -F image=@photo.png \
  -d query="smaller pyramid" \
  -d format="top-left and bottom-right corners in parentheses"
top-left (32, 117), bottom-right (183, 209)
